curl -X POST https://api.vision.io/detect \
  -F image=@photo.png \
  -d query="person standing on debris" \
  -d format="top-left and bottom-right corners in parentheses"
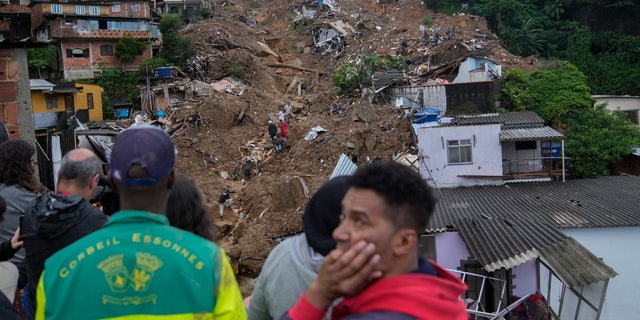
top-left (35, 126), bottom-right (246, 319)
top-left (300, 80), bottom-right (307, 96)
top-left (273, 135), bottom-right (284, 154)
top-left (268, 120), bottom-right (277, 139)
top-left (283, 104), bottom-right (292, 122)
top-left (419, 24), bottom-right (426, 39)
top-left (278, 110), bottom-right (286, 123)
top-left (218, 189), bottom-right (230, 221)
top-left (279, 120), bottom-right (289, 140)
top-left (191, 111), bottom-right (201, 130)
top-left (247, 176), bottom-right (350, 320)
top-left (282, 161), bottom-right (468, 320)
top-left (244, 158), bottom-right (253, 180)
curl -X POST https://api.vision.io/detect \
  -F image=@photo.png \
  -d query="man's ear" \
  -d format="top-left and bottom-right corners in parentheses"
top-left (88, 173), bottom-right (100, 192)
top-left (393, 228), bottom-right (418, 257)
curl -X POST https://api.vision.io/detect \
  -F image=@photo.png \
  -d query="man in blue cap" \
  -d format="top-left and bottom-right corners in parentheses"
top-left (35, 125), bottom-right (246, 320)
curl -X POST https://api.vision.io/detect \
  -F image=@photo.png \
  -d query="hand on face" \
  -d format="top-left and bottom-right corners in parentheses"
top-left (304, 240), bottom-right (382, 311)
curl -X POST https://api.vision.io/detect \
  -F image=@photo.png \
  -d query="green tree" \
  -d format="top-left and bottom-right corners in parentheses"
top-left (115, 34), bottom-right (147, 65)
top-left (331, 60), bottom-right (361, 96)
top-left (27, 45), bottom-right (56, 78)
top-left (159, 14), bottom-right (195, 70)
top-left (501, 62), bottom-right (640, 178)
top-left (501, 61), bottom-right (593, 124)
top-left (96, 65), bottom-right (140, 118)
top-left (565, 105), bottom-right (640, 177)
top-left (139, 57), bottom-right (173, 72)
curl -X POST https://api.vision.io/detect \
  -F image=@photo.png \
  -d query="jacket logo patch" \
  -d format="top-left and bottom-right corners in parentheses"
top-left (98, 252), bottom-right (163, 305)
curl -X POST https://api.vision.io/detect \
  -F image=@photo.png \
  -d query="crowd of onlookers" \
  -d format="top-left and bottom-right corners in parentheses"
top-left (0, 124), bottom-right (469, 320)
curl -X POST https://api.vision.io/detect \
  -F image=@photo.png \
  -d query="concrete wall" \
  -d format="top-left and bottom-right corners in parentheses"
top-left (454, 57), bottom-right (502, 83)
top-left (593, 95), bottom-right (640, 124)
top-left (75, 83), bottom-right (104, 121)
top-left (434, 231), bottom-right (469, 270)
top-left (415, 123), bottom-right (504, 187)
top-left (0, 48), bottom-right (35, 143)
top-left (562, 226), bottom-right (640, 320)
top-left (512, 259), bottom-right (537, 297)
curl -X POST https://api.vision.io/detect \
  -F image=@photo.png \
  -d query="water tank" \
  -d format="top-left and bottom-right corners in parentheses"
top-left (155, 67), bottom-right (172, 77)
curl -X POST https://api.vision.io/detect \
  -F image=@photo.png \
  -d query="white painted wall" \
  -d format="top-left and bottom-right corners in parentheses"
top-left (435, 231), bottom-right (469, 270)
top-left (422, 85), bottom-right (447, 112)
top-left (593, 95), bottom-right (640, 124)
top-left (454, 57), bottom-right (502, 83)
top-left (416, 123), bottom-right (504, 187)
top-left (561, 226), bottom-right (640, 320)
top-left (512, 259), bottom-right (537, 297)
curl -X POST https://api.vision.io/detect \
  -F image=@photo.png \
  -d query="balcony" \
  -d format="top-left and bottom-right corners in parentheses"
top-left (55, 28), bottom-right (150, 39)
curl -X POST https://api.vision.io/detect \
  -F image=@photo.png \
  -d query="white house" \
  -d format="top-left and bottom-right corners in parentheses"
top-left (592, 95), bottom-right (640, 125)
top-left (413, 111), bottom-right (565, 188)
top-left (425, 175), bottom-right (639, 319)
top-left (453, 57), bottom-right (502, 83)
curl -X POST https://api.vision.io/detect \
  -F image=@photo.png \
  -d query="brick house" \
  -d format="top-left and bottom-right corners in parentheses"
top-left (31, 0), bottom-right (160, 80)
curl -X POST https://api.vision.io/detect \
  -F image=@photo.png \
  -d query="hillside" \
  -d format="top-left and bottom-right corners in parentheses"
top-left (166, 0), bottom-right (532, 294)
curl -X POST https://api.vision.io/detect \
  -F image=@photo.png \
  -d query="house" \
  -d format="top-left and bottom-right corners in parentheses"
top-left (30, 79), bottom-right (104, 129)
top-left (30, 0), bottom-right (159, 80)
top-left (156, 0), bottom-right (212, 17)
top-left (413, 111), bottom-right (565, 188)
top-left (453, 56), bottom-right (502, 83)
top-left (425, 175), bottom-right (640, 320)
top-left (593, 95), bottom-right (640, 125)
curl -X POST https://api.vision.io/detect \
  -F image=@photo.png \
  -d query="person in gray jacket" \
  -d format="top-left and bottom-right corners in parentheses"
top-left (247, 175), bottom-right (350, 320)
top-left (22, 148), bottom-right (107, 320)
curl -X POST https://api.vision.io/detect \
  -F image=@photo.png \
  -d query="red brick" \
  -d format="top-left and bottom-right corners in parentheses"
top-left (0, 60), bottom-right (6, 81)
top-left (4, 103), bottom-right (18, 124)
top-left (5, 124), bottom-right (19, 139)
top-left (0, 82), bottom-right (17, 102)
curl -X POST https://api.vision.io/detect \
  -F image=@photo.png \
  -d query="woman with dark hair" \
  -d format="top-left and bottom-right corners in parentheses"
top-left (166, 173), bottom-right (214, 241)
top-left (0, 140), bottom-right (44, 287)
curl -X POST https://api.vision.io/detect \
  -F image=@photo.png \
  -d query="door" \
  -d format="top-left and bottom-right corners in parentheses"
top-left (64, 95), bottom-right (75, 116)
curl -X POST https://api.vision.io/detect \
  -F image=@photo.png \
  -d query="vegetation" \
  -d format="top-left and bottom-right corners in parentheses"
top-left (226, 63), bottom-right (247, 79)
top-left (466, 0), bottom-right (640, 95)
top-left (332, 54), bottom-right (407, 96)
top-left (27, 45), bottom-right (57, 78)
top-left (159, 14), bottom-right (196, 70)
top-left (96, 65), bottom-right (140, 119)
top-left (115, 34), bottom-right (147, 65)
top-left (139, 57), bottom-right (173, 72)
top-left (500, 61), bottom-right (640, 177)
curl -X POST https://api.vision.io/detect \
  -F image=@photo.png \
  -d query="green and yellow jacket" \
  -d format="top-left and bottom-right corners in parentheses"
top-left (36, 210), bottom-right (247, 320)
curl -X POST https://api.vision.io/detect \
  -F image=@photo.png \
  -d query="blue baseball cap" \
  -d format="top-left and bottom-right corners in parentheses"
top-left (109, 125), bottom-right (176, 186)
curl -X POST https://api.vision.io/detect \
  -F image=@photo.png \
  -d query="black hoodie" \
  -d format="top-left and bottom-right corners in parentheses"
top-left (21, 192), bottom-right (107, 320)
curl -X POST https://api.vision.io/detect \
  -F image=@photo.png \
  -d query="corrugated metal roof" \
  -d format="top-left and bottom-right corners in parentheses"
top-left (429, 175), bottom-right (640, 232)
top-left (454, 113), bottom-right (502, 125)
top-left (330, 153), bottom-right (357, 179)
top-left (454, 217), bottom-right (617, 287)
top-left (29, 79), bottom-right (55, 90)
top-left (500, 126), bottom-right (564, 141)
top-left (500, 111), bottom-right (544, 127)
top-left (539, 238), bottom-right (618, 287)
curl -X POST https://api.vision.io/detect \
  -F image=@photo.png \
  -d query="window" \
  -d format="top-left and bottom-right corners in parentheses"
top-left (87, 93), bottom-right (94, 110)
top-left (100, 45), bottom-right (113, 56)
top-left (111, 4), bottom-right (121, 13)
top-left (51, 4), bottom-right (63, 14)
top-left (89, 6), bottom-right (100, 15)
top-left (66, 48), bottom-right (89, 58)
top-left (76, 6), bottom-right (86, 15)
top-left (132, 3), bottom-right (141, 11)
top-left (515, 141), bottom-right (537, 150)
top-left (64, 19), bottom-right (73, 25)
top-left (45, 96), bottom-right (58, 110)
top-left (447, 139), bottom-right (472, 164)
top-left (623, 110), bottom-right (639, 125)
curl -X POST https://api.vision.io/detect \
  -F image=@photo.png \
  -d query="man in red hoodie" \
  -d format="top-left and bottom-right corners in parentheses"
top-left (283, 161), bottom-right (468, 320)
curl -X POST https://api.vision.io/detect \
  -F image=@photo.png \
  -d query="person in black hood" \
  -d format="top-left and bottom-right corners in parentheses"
top-left (22, 148), bottom-right (107, 320)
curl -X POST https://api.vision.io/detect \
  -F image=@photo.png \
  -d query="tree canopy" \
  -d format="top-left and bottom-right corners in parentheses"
top-left (500, 61), bottom-right (640, 177)
top-left (115, 34), bottom-right (147, 65)
top-left (158, 14), bottom-right (195, 70)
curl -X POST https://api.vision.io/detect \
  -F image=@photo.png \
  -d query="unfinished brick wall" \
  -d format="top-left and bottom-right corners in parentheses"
top-left (0, 48), bottom-right (35, 142)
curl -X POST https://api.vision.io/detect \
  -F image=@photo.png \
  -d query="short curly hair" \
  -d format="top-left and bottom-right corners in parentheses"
top-left (0, 140), bottom-right (39, 192)
top-left (349, 160), bottom-right (436, 233)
